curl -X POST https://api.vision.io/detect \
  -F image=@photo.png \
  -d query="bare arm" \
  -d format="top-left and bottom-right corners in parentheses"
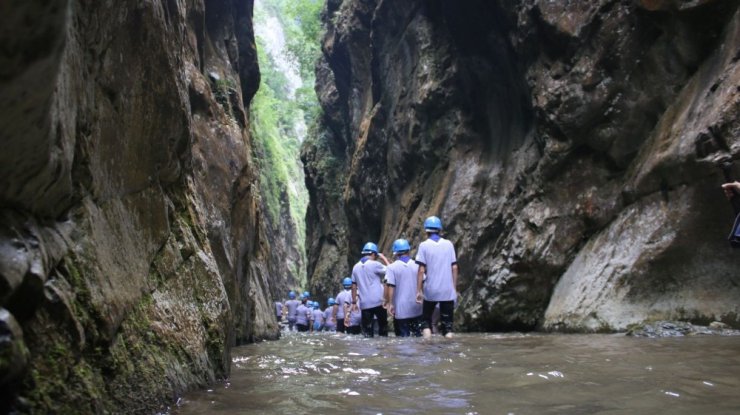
top-left (387, 285), bottom-right (395, 316)
top-left (452, 263), bottom-right (459, 294)
top-left (377, 253), bottom-right (391, 266)
top-left (332, 304), bottom-right (338, 321)
top-left (416, 264), bottom-right (426, 304)
top-left (351, 284), bottom-right (358, 311)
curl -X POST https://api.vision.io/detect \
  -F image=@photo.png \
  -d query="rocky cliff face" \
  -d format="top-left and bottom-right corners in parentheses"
top-left (0, 0), bottom-right (282, 412)
top-left (303, 0), bottom-right (740, 331)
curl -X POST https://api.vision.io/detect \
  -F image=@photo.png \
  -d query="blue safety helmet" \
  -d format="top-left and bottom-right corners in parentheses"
top-left (392, 239), bottom-right (411, 254)
top-left (342, 277), bottom-right (352, 287)
top-left (288, 291), bottom-right (296, 299)
top-left (314, 301), bottom-right (320, 308)
top-left (424, 216), bottom-right (442, 232)
top-left (361, 242), bottom-right (378, 254)
top-left (302, 291), bottom-right (310, 298)
top-left (328, 298), bottom-right (336, 306)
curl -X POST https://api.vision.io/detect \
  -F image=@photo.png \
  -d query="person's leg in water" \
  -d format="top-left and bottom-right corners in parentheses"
top-left (439, 300), bottom-right (454, 337)
top-left (361, 308), bottom-right (376, 337)
top-left (375, 306), bottom-right (388, 337)
top-left (431, 304), bottom-right (441, 334)
top-left (346, 324), bottom-right (362, 335)
top-left (421, 300), bottom-right (438, 338)
top-left (409, 316), bottom-right (422, 337)
top-left (395, 318), bottom-right (411, 337)
top-left (393, 317), bottom-right (401, 336)
top-left (336, 319), bottom-right (346, 333)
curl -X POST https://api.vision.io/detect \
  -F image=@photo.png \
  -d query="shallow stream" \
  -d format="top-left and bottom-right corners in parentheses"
top-left (172, 332), bottom-right (740, 414)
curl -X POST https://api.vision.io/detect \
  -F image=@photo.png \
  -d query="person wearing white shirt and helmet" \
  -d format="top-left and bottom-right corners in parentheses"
top-left (351, 242), bottom-right (391, 337)
top-left (415, 216), bottom-right (458, 338)
top-left (386, 239), bottom-right (423, 337)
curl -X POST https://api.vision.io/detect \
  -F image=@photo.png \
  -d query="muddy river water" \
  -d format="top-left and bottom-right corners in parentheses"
top-left (172, 332), bottom-right (740, 414)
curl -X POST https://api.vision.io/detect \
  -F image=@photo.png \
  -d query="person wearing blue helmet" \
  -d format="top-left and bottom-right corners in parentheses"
top-left (323, 298), bottom-right (337, 332)
top-left (295, 296), bottom-right (312, 332)
top-left (386, 239), bottom-right (423, 337)
top-left (415, 216), bottom-right (458, 338)
top-left (333, 277), bottom-right (353, 333)
top-left (311, 301), bottom-right (324, 332)
top-left (284, 291), bottom-right (301, 331)
top-left (351, 241), bottom-right (391, 337)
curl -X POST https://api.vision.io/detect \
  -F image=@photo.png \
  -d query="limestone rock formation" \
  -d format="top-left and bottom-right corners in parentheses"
top-left (0, 0), bottom-right (283, 412)
top-left (303, 0), bottom-right (740, 331)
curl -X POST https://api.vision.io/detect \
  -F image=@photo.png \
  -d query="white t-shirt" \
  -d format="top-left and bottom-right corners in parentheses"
top-left (415, 237), bottom-right (457, 301)
top-left (335, 289), bottom-right (352, 318)
top-left (386, 258), bottom-right (423, 319)
top-left (312, 309), bottom-right (324, 325)
top-left (295, 304), bottom-right (311, 325)
top-left (347, 298), bottom-right (362, 326)
top-left (285, 299), bottom-right (301, 320)
top-left (323, 308), bottom-right (336, 328)
top-left (351, 258), bottom-right (386, 309)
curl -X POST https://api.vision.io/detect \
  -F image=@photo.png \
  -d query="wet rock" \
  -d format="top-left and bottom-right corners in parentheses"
top-left (0, 308), bottom-right (29, 386)
top-left (303, 0), bottom-right (740, 333)
top-left (627, 321), bottom-right (740, 337)
top-left (0, 0), bottom-right (283, 412)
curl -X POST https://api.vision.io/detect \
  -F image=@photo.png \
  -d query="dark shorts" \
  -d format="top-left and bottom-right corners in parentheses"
top-left (361, 306), bottom-right (388, 337)
top-left (336, 318), bottom-right (346, 333)
top-left (422, 300), bottom-right (454, 335)
top-left (346, 325), bottom-right (362, 335)
top-left (395, 315), bottom-right (422, 337)
top-left (296, 324), bottom-right (309, 332)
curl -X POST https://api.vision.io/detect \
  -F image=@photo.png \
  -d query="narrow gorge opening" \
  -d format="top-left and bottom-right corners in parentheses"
top-left (250, 0), bottom-right (322, 296)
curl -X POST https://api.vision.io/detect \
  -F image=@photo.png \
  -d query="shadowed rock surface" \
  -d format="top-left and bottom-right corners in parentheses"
top-left (0, 0), bottom-right (287, 412)
top-left (302, 0), bottom-right (740, 331)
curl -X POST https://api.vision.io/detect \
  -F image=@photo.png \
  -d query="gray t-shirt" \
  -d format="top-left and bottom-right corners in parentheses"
top-left (347, 299), bottom-right (362, 326)
top-left (335, 289), bottom-right (352, 318)
top-left (312, 309), bottom-right (324, 325)
top-left (295, 304), bottom-right (311, 325)
top-left (323, 308), bottom-right (336, 329)
top-left (351, 258), bottom-right (386, 309)
top-left (275, 302), bottom-right (283, 317)
top-left (415, 237), bottom-right (457, 301)
top-left (285, 299), bottom-right (301, 320)
top-left (386, 258), bottom-right (423, 319)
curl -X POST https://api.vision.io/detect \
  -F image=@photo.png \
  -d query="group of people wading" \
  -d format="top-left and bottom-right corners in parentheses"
top-left (275, 216), bottom-right (458, 338)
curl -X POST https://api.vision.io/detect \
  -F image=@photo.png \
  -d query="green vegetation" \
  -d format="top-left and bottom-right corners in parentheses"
top-left (252, 0), bottom-right (323, 286)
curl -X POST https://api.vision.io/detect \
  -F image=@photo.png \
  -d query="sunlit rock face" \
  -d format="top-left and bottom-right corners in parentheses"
top-left (0, 0), bottom-right (282, 412)
top-left (303, 0), bottom-right (740, 331)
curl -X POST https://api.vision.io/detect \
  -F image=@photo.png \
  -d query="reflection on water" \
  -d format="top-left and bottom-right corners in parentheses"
top-left (171, 333), bottom-right (740, 414)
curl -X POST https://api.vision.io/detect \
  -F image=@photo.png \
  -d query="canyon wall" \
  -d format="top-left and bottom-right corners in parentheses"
top-left (302, 0), bottom-right (740, 331)
top-left (0, 0), bottom-right (283, 412)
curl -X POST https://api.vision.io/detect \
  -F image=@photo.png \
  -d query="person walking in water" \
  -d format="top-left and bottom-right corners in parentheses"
top-left (311, 301), bottom-right (325, 332)
top-left (351, 242), bottom-right (390, 337)
top-left (333, 278), bottom-right (353, 333)
top-left (386, 239), bottom-right (423, 337)
top-left (284, 291), bottom-right (301, 331)
top-left (415, 216), bottom-right (458, 339)
top-left (323, 298), bottom-right (337, 332)
top-left (295, 297), bottom-right (312, 332)
top-left (345, 297), bottom-right (363, 335)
